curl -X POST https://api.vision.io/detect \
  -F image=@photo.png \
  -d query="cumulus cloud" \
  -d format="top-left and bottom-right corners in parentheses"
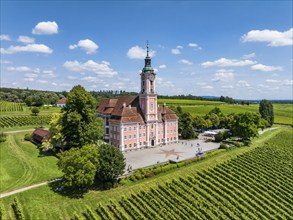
top-left (0, 59), bottom-right (12, 64)
top-left (1, 44), bottom-right (53, 54)
top-left (0, 35), bottom-right (11, 41)
top-left (251, 64), bottom-right (283, 72)
top-left (42, 70), bottom-right (56, 78)
top-left (212, 69), bottom-right (234, 82)
top-left (188, 43), bottom-right (202, 50)
top-left (127, 46), bottom-right (156, 59)
top-left (178, 59), bottom-right (192, 65)
top-left (37, 80), bottom-right (48, 84)
top-left (82, 76), bottom-right (104, 83)
top-left (32, 21), bottom-right (58, 35)
top-left (221, 85), bottom-right (234, 89)
top-left (17, 36), bottom-right (35, 44)
top-left (24, 73), bottom-right (38, 78)
top-left (266, 79), bottom-right (293, 86)
top-left (171, 45), bottom-right (183, 55)
top-left (242, 53), bottom-right (256, 59)
top-left (156, 77), bottom-right (175, 88)
top-left (159, 64), bottom-right (167, 69)
top-left (7, 66), bottom-right (33, 72)
top-left (202, 85), bottom-right (213, 89)
top-left (236, 80), bottom-right (250, 87)
top-left (69, 39), bottom-right (99, 54)
top-left (241, 28), bottom-right (293, 47)
top-left (67, 76), bottom-right (78, 80)
top-left (63, 60), bottom-right (118, 77)
top-left (202, 58), bottom-right (256, 68)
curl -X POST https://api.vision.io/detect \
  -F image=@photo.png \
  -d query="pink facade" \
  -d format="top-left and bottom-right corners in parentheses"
top-left (97, 45), bottom-right (178, 151)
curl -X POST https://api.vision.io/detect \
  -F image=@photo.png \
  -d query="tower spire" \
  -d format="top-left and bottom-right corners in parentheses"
top-left (146, 40), bottom-right (149, 57)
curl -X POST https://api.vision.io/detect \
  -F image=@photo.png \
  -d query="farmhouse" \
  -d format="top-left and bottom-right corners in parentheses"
top-left (56, 98), bottom-right (66, 107)
top-left (97, 44), bottom-right (178, 151)
top-left (32, 128), bottom-right (51, 144)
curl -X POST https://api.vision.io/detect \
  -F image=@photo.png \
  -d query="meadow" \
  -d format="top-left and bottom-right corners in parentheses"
top-left (0, 132), bottom-right (62, 193)
top-left (1, 128), bottom-right (292, 219)
top-left (158, 99), bottom-right (293, 125)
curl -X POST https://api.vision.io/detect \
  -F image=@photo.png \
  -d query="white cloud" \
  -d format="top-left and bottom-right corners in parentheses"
top-left (82, 76), bottom-right (104, 83)
top-left (178, 59), bottom-right (192, 65)
top-left (0, 35), bottom-right (11, 41)
top-left (159, 64), bottom-right (167, 69)
top-left (63, 60), bottom-right (118, 77)
top-left (156, 77), bottom-right (175, 88)
top-left (241, 28), bottom-right (293, 47)
top-left (236, 80), bottom-right (250, 87)
top-left (202, 85), bottom-right (213, 89)
top-left (17, 35), bottom-right (35, 44)
top-left (188, 43), bottom-right (202, 50)
top-left (24, 73), bottom-right (38, 78)
top-left (127, 46), bottom-right (156, 59)
top-left (67, 76), bottom-right (78, 80)
top-left (42, 70), bottom-right (56, 78)
top-left (266, 79), bottom-right (293, 86)
top-left (69, 39), bottom-right (99, 54)
top-left (0, 59), bottom-right (12, 64)
top-left (24, 78), bottom-right (35, 82)
top-left (37, 80), bottom-right (48, 84)
top-left (171, 45), bottom-right (183, 55)
top-left (52, 82), bottom-right (58, 86)
top-left (242, 53), bottom-right (255, 59)
top-left (212, 69), bottom-right (234, 82)
top-left (202, 58), bottom-right (256, 68)
top-left (251, 64), bottom-right (283, 72)
top-left (59, 83), bottom-right (72, 87)
top-left (221, 85), bottom-right (234, 89)
top-left (7, 66), bottom-right (33, 72)
top-left (32, 21), bottom-right (58, 35)
top-left (1, 44), bottom-right (53, 54)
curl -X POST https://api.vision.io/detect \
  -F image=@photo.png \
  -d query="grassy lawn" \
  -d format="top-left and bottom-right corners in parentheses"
top-left (179, 103), bottom-right (293, 125)
top-left (158, 98), bottom-right (224, 106)
top-left (0, 128), bottom-right (285, 219)
top-left (0, 132), bottom-right (62, 193)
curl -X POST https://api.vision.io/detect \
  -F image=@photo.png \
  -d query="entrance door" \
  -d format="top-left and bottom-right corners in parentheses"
top-left (151, 139), bottom-right (155, 146)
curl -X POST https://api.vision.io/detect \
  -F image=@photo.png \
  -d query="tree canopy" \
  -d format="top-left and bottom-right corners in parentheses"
top-left (96, 144), bottom-right (126, 188)
top-left (57, 144), bottom-right (100, 188)
top-left (259, 99), bottom-right (274, 126)
top-left (61, 85), bottom-right (104, 148)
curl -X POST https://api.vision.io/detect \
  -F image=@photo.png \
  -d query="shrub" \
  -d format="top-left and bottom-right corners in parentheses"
top-left (24, 133), bottom-right (32, 142)
top-left (0, 133), bottom-right (7, 143)
top-left (219, 143), bottom-right (228, 149)
top-left (31, 107), bottom-right (40, 116)
top-left (214, 132), bottom-right (224, 142)
top-left (243, 140), bottom-right (251, 146)
top-left (12, 198), bottom-right (25, 220)
top-left (0, 200), bottom-right (5, 220)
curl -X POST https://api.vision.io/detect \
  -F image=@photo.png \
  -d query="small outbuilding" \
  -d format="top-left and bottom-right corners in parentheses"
top-left (32, 128), bottom-right (51, 144)
top-left (56, 98), bottom-right (66, 107)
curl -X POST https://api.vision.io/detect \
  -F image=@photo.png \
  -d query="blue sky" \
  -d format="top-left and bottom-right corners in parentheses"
top-left (1, 1), bottom-right (292, 99)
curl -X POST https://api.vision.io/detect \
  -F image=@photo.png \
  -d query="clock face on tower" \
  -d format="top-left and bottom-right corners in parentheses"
top-left (149, 73), bottom-right (155, 81)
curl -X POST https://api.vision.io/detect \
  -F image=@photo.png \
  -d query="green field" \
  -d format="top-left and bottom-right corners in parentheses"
top-left (158, 99), bottom-right (224, 106)
top-left (157, 99), bottom-right (293, 125)
top-left (1, 128), bottom-right (292, 219)
top-left (0, 101), bottom-right (25, 112)
top-left (0, 132), bottom-right (62, 193)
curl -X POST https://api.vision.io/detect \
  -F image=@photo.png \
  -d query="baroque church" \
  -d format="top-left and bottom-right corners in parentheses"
top-left (97, 44), bottom-right (178, 151)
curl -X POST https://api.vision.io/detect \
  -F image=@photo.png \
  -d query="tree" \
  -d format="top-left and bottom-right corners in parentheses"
top-left (49, 113), bottom-right (63, 147)
top-left (259, 100), bottom-right (274, 126)
top-left (96, 144), bottom-right (125, 188)
top-left (61, 85), bottom-right (104, 148)
top-left (230, 112), bottom-right (260, 140)
top-left (31, 107), bottom-right (40, 116)
top-left (57, 144), bottom-right (100, 188)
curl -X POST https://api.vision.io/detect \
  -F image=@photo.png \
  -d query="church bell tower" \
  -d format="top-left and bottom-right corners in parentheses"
top-left (139, 42), bottom-right (157, 122)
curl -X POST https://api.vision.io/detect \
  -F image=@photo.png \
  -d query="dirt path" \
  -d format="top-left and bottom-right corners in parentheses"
top-left (3, 129), bottom-right (35, 134)
top-left (0, 179), bottom-right (61, 198)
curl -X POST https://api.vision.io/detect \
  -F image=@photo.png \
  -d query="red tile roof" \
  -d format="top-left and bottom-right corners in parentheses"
top-left (57, 98), bottom-right (66, 104)
top-left (97, 96), bottom-right (177, 123)
top-left (32, 128), bottom-right (51, 143)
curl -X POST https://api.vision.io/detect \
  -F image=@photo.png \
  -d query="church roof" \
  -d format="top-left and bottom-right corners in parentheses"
top-left (97, 96), bottom-right (177, 123)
